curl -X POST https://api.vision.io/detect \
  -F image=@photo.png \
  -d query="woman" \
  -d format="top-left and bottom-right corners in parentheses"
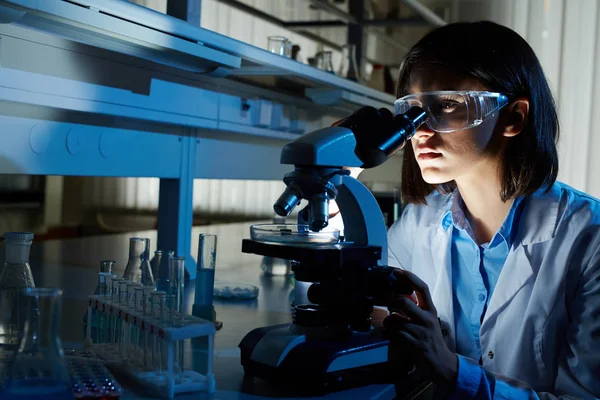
top-left (384, 21), bottom-right (600, 399)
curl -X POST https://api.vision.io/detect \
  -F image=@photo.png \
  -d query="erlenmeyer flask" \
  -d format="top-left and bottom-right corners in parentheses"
top-left (123, 238), bottom-right (154, 285)
top-left (338, 44), bottom-right (362, 82)
top-left (150, 250), bottom-right (162, 282)
top-left (317, 50), bottom-right (335, 73)
top-left (1, 288), bottom-right (73, 400)
top-left (0, 232), bottom-right (35, 349)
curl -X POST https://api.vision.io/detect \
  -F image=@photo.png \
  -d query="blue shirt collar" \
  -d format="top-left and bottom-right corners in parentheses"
top-left (440, 190), bottom-right (524, 248)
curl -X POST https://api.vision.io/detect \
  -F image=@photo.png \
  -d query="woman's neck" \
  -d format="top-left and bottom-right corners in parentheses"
top-left (455, 167), bottom-right (513, 245)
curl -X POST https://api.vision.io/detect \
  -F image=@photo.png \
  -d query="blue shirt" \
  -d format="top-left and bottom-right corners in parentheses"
top-left (442, 193), bottom-right (524, 362)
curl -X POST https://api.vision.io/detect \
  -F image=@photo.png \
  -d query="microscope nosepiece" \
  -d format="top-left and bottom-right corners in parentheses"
top-left (274, 187), bottom-right (301, 216)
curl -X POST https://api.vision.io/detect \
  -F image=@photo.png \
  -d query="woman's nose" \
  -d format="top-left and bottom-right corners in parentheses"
top-left (412, 123), bottom-right (435, 140)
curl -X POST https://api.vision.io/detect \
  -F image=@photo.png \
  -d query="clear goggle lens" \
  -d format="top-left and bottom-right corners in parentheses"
top-left (394, 91), bottom-right (509, 133)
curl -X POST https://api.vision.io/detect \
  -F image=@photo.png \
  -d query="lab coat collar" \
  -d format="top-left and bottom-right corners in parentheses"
top-left (429, 183), bottom-right (561, 246)
top-left (518, 183), bottom-right (561, 246)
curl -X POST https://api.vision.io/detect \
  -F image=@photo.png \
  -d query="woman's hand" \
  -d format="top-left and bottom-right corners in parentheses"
top-left (384, 269), bottom-right (458, 383)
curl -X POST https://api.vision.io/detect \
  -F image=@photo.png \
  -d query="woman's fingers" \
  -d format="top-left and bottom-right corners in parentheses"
top-left (395, 269), bottom-right (436, 312)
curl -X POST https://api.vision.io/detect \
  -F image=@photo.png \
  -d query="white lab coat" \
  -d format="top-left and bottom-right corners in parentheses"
top-left (387, 181), bottom-right (600, 399)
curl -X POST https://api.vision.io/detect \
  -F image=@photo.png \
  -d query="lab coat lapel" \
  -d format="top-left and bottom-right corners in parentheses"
top-left (481, 244), bottom-right (533, 328)
top-left (430, 227), bottom-right (456, 352)
top-left (482, 185), bottom-right (560, 327)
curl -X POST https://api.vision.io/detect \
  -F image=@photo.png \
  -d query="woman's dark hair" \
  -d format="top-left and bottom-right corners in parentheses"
top-left (398, 21), bottom-right (559, 204)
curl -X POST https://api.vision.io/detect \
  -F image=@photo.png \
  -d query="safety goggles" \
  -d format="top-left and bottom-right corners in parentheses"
top-left (394, 91), bottom-right (509, 133)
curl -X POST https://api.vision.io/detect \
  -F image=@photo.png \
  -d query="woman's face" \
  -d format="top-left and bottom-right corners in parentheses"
top-left (408, 67), bottom-right (505, 185)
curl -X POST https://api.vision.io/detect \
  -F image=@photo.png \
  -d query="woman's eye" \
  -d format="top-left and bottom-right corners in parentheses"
top-left (437, 101), bottom-right (458, 113)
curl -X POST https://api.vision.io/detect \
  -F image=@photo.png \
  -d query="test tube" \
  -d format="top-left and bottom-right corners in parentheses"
top-left (168, 256), bottom-right (185, 326)
top-left (168, 256), bottom-right (185, 380)
top-left (133, 286), bottom-right (145, 364)
top-left (96, 271), bottom-right (114, 344)
top-left (150, 291), bottom-right (167, 372)
top-left (117, 280), bottom-right (131, 354)
top-left (109, 277), bottom-right (124, 348)
top-left (103, 273), bottom-right (116, 345)
top-left (124, 282), bottom-right (141, 360)
top-left (193, 234), bottom-right (217, 322)
top-left (140, 286), bottom-right (155, 368)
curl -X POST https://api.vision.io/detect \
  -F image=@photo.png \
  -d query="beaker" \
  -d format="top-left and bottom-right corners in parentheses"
top-left (0, 232), bottom-right (35, 349)
top-left (267, 36), bottom-right (292, 57)
top-left (123, 238), bottom-right (154, 286)
top-left (1, 288), bottom-right (73, 400)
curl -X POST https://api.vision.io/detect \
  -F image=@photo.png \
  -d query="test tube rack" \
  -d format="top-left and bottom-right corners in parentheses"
top-left (86, 295), bottom-right (216, 399)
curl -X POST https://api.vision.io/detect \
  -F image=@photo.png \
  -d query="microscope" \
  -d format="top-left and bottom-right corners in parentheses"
top-left (239, 105), bottom-right (427, 391)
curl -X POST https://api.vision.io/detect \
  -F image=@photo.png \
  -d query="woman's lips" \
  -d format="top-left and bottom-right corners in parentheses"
top-left (418, 152), bottom-right (442, 160)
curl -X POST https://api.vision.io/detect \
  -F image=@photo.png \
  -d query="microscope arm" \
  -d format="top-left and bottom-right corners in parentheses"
top-left (336, 176), bottom-right (388, 265)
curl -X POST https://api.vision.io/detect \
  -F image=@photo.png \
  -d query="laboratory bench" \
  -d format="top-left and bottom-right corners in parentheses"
top-left (2, 221), bottom-right (433, 400)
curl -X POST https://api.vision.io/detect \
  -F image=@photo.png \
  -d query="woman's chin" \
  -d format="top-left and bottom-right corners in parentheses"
top-left (421, 170), bottom-right (452, 185)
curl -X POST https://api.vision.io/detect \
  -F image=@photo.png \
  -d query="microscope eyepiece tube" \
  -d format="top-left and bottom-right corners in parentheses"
top-left (273, 186), bottom-right (302, 216)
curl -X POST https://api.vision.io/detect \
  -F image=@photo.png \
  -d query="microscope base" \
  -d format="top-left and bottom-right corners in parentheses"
top-left (239, 323), bottom-right (407, 392)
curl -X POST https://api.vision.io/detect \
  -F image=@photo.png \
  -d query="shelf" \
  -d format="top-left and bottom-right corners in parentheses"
top-left (0, 0), bottom-right (396, 113)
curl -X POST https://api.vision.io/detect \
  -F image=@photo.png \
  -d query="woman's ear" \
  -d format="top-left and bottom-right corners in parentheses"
top-left (503, 98), bottom-right (529, 137)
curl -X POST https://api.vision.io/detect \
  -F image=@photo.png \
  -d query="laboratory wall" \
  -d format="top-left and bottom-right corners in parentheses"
top-left (456, 0), bottom-right (600, 197)
top-left (74, 0), bottom-right (405, 228)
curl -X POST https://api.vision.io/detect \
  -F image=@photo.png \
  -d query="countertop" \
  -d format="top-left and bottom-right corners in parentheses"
top-left (1, 221), bottom-right (422, 399)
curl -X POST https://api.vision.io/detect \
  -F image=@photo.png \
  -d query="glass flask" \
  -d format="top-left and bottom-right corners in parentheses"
top-left (150, 250), bottom-right (163, 283)
top-left (0, 232), bottom-right (35, 349)
top-left (337, 44), bottom-right (362, 82)
top-left (317, 50), bottom-right (335, 73)
top-left (1, 288), bottom-right (73, 400)
top-left (123, 238), bottom-right (154, 286)
top-left (83, 260), bottom-right (115, 343)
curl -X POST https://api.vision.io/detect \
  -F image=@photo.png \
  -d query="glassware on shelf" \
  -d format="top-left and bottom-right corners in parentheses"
top-left (0, 232), bottom-right (35, 349)
top-left (338, 43), bottom-right (362, 82)
top-left (267, 36), bottom-right (292, 57)
top-left (1, 288), bottom-right (73, 400)
top-left (317, 50), bottom-right (335, 73)
top-left (123, 238), bottom-right (154, 286)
